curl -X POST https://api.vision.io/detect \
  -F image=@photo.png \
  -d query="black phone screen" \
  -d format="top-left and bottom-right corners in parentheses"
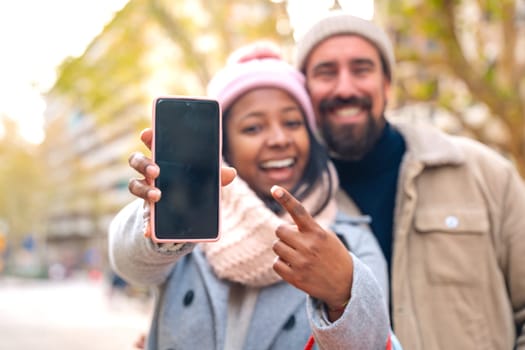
top-left (153, 97), bottom-right (220, 241)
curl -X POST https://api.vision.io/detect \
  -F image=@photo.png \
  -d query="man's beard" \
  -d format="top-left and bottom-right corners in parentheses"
top-left (318, 96), bottom-right (385, 161)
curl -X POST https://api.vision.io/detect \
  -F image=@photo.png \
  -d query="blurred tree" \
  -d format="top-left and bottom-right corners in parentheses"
top-left (52, 0), bottom-right (153, 129)
top-left (41, 0), bottom-right (293, 243)
top-left (0, 116), bottom-right (49, 241)
top-left (377, 0), bottom-right (525, 176)
top-left (147, 0), bottom-right (292, 87)
top-left (52, 0), bottom-right (291, 129)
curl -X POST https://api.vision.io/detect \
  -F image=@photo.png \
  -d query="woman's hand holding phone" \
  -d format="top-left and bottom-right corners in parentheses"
top-left (126, 127), bottom-right (236, 239)
top-left (128, 148), bottom-right (161, 202)
top-left (128, 128), bottom-right (236, 203)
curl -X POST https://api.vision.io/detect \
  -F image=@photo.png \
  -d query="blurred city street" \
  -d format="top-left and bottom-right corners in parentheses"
top-left (0, 274), bottom-right (153, 350)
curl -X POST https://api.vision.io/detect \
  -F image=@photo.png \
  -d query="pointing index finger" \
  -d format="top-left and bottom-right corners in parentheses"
top-left (271, 185), bottom-right (317, 231)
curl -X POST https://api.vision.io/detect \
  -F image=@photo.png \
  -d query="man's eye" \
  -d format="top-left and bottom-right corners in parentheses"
top-left (354, 65), bottom-right (373, 75)
top-left (316, 69), bottom-right (336, 78)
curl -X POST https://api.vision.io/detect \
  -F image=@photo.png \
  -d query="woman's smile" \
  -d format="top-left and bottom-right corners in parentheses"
top-left (259, 157), bottom-right (297, 182)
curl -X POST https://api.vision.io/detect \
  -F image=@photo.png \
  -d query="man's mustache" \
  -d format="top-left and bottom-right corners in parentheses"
top-left (319, 96), bottom-right (372, 114)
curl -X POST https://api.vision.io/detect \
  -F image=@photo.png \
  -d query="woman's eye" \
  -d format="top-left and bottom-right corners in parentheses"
top-left (285, 119), bottom-right (304, 129)
top-left (241, 125), bottom-right (262, 134)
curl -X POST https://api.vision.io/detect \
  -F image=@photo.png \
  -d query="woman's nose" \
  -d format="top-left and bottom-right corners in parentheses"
top-left (266, 126), bottom-right (291, 147)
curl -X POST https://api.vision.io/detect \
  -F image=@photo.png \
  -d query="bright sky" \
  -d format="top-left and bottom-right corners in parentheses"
top-left (0, 0), bottom-right (128, 144)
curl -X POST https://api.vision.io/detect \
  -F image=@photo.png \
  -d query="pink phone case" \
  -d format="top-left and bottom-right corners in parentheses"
top-left (150, 95), bottom-right (222, 243)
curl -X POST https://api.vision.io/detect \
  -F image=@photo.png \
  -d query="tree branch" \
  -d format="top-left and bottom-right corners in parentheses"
top-left (499, 0), bottom-right (518, 90)
top-left (439, 0), bottom-right (515, 127)
top-left (147, 0), bottom-right (212, 88)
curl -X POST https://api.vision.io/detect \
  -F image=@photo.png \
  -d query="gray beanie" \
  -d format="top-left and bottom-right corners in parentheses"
top-left (295, 11), bottom-right (395, 81)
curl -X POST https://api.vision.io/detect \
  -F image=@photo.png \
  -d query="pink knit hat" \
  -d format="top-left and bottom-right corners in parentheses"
top-left (206, 41), bottom-right (316, 132)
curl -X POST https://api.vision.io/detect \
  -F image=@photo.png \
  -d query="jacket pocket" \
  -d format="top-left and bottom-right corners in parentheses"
top-left (414, 208), bottom-right (489, 285)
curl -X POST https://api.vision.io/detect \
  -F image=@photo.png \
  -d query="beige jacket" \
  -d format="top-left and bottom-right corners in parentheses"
top-left (336, 120), bottom-right (525, 350)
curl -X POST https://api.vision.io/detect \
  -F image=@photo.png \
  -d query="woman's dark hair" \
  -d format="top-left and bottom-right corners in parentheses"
top-left (222, 107), bottom-right (333, 217)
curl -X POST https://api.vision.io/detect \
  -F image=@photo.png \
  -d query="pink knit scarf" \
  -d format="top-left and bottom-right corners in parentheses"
top-left (200, 163), bottom-right (338, 287)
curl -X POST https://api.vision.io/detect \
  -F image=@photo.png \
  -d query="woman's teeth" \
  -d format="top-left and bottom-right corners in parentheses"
top-left (260, 158), bottom-right (295, 169)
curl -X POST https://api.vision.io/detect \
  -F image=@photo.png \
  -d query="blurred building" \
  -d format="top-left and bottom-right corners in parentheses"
top-left (41, 94), bottom-right (141, 273)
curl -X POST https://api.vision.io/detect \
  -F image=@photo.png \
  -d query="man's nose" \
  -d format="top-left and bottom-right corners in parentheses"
top-left (333, 70), bottom-right (358, 98)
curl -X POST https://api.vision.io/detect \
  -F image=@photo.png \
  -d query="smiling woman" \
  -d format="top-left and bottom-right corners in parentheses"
top-left (0, 0), bottom-right (128, 144)
top-left (222, 87), bottom-right (311, 201)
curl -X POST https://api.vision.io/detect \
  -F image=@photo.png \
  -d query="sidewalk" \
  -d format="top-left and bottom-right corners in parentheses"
top-left (0, 275), bottom-right (153, 350)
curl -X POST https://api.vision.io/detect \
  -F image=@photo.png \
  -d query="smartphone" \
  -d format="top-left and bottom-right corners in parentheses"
top-left (151, 96), bottom-right (221, 242)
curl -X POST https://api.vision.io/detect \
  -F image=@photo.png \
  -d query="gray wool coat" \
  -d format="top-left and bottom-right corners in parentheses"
top-left (109, 199), bottom-right (391, 350)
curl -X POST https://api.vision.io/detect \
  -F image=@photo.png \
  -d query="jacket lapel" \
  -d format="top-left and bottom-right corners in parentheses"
top-left (193, 248), bottom-right (230, 349)
top-left (193, 247), bottom-right (307, 350)
top-left (244, 282), bottom-right (305, 350)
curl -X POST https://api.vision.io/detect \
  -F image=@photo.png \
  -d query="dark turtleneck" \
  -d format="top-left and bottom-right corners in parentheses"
top-left (332, 122), bottom-right (406, 276)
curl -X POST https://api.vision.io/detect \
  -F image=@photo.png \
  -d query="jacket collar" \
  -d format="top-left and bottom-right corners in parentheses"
top-left (390, 119), bottom-right (465, 166)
